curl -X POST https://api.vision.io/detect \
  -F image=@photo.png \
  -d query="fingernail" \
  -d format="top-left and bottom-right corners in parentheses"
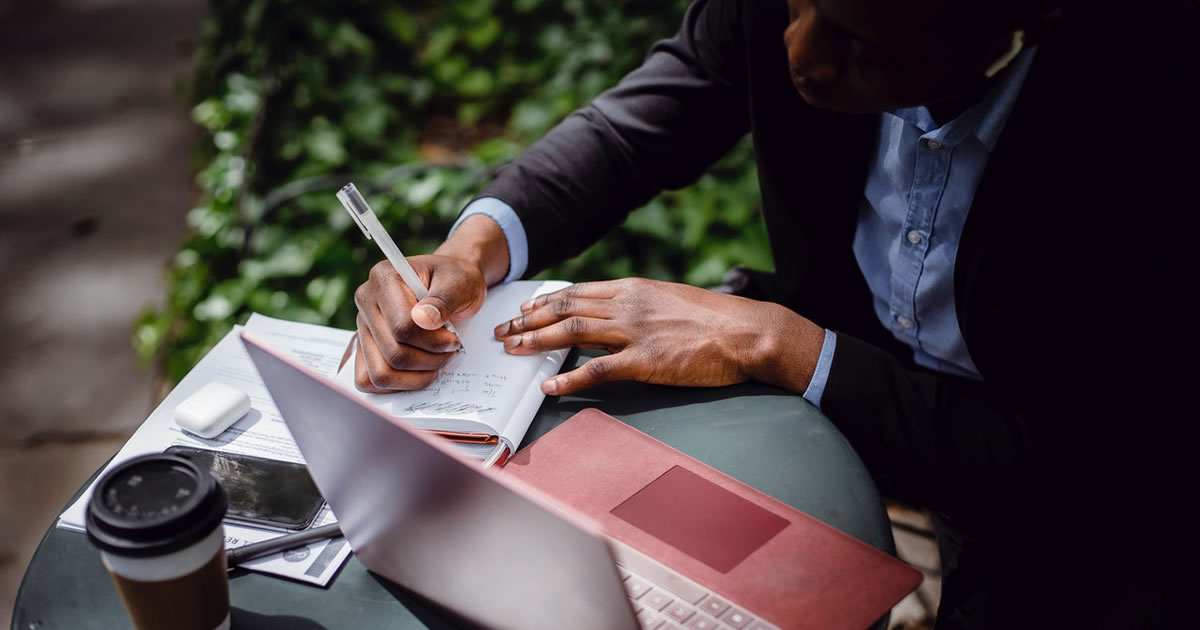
top-left (505, 335), bottom-right (524, 350)
top-left (496, 321), bottom-right (511, 336)
top-left (420, 304), bottom-right (440, 322)
top-left (520, 299), bottom-right (534, 312)
top-left (543, 378), bottom-right (558, 394)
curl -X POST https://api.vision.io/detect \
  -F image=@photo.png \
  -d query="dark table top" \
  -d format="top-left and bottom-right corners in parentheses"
top-left (13, 352), bottom-right (894, 630)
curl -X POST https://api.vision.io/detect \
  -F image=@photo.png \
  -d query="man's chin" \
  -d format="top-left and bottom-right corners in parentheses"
top-left (792, 84), bottom-right (847, 111)
top-left (790, 77), bottom-right (898, 113)
top-left (792, 87), bottom-right (891, 114)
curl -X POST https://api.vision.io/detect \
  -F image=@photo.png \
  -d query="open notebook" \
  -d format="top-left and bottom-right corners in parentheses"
top-left (335, 280), bottom-right (571, 461)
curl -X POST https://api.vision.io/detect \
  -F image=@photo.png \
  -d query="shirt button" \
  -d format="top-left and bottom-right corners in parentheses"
top-left (925, 139), bottom-right (942, 150)
top-left (907, 230), bottom-right (922, 245)
top-left (897, 316), bottom-right (913, 329)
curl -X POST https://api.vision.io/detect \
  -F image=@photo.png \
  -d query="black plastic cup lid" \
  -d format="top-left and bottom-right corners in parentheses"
top-left (86, 454), bottom-right (228, 557)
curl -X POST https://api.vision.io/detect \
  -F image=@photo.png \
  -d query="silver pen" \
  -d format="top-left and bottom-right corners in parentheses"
top-left (226, 523), bottom-right (342, 569)
top-left (337, 183), bottom-right (465, 351)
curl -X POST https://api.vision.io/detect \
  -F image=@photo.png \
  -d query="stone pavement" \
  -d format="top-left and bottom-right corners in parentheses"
top-left (0, 1), bottom-right (941, 627)
top-left (0, 0), bottom-right (203, 623)
top-left (887, 504), bottom-right (941, 629)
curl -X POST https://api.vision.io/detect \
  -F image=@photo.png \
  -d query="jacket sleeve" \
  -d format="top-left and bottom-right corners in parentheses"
top-left (820, 334), bottom-right (1041, 525)
top-left (820, 324), bottom-right (1176, 555)
top-left (476, 0), bottom-right (751, 276)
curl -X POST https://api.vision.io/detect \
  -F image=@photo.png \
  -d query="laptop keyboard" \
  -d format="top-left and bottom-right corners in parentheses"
top-left (611, 541), bottom-right (781, 630)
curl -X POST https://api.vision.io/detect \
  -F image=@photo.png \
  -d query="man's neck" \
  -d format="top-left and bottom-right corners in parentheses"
top-left (925, 77), bottom-right (995, 127)
top-left (926, 100), bottom-right (971, 127)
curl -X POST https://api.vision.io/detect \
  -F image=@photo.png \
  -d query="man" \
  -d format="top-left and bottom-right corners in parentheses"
top-left (353, 1), bottom-right (1196, 627)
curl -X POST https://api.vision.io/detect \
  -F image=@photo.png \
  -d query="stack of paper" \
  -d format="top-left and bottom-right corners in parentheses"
top-left (57, 314), bottom-right (357, 586)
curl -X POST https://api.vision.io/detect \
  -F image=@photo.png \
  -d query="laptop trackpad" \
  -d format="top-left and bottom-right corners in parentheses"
top-left (610, 465), bottom-right (789, 573)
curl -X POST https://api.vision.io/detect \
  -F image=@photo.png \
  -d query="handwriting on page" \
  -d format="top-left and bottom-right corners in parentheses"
top-left (399, 370), bottom-right (511, 417)
top-left (336, 280), bottom-right (573, 434)
top-left (403, 401), bottom-right (497, 415)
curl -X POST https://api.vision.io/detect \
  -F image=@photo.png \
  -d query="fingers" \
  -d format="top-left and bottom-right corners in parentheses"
top-left (501, 315), bottom-right (626, 354)
top-left (411, 301), bottom-right (445, 330)
top-left (495, 282), bottom-right (636, 352)
top-left (356, 313), bottom-right (453, 371)
top-left (412, 256), bottom-right (488, 331)
top-left (351, 255), bottom-right (489, 393)
top-left (353, 321), bottom-right (442, 391)
top-left (517, 281), bottom-right (624, 314)
top-left (495, 292), bottom-right (614, 339)
top-left (541, 353), bottom-right (636, 396)
top-left (353, 342), bottom-right (394, 394)
top-left (359, 261), bottom-right (460, 354)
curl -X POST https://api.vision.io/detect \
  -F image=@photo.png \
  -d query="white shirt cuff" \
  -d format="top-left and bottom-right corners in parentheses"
top-left (449, 197), bottom-right (529, 283)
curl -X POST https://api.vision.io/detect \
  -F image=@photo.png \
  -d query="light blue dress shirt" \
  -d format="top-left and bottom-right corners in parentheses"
top-left (452, 49), bottom-right (1036, 408)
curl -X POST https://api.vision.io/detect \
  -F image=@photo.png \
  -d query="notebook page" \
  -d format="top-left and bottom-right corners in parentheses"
top-left (336, 280), bottom-right (571, 436)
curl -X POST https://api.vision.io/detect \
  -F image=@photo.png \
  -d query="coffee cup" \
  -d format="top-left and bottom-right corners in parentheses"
top-left (86, 453), bottom-right (231, 630)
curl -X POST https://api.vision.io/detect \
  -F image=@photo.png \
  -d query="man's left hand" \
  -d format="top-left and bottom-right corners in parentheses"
top-left (492, 278), bottom-right (825, 396)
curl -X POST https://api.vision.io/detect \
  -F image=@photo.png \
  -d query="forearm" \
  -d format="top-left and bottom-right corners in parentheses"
top-left (434, 214), bottom-right (510, 287)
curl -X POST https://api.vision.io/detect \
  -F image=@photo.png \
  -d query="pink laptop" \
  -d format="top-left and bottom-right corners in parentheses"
top-left (242, 332), bottom-right (920, 630)
top-left (505, 408), bottom-right (922, 629)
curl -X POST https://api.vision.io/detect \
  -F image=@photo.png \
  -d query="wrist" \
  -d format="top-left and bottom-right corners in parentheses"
top-left (435, 214), bottom-right (510, 286)
top-left (747, 304), bottom-right (824, 395)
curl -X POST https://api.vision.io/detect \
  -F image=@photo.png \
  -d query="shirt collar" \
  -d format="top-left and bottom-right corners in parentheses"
top-left (973, 46), bottom-right (1036, 151)
top-left (887, 46), bottom-right (1037, 152)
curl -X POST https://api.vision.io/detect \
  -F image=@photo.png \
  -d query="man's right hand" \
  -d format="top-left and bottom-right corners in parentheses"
top-left (352, 254), bottom-right (487, 392)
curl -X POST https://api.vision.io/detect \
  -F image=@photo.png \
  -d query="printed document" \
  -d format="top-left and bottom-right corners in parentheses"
top-left (58, 314), bottom-right (355, 586)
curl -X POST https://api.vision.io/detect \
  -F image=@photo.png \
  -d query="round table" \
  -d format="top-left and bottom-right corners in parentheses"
top-left (13, 353), bottom-right (895, 629)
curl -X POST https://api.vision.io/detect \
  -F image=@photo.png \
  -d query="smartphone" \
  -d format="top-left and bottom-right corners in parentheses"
top-left (165, 445), bottom-right (325, 531)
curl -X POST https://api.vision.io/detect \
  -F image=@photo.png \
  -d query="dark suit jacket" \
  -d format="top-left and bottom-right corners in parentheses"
top-left (478, 0), bottom-right (1198, 550)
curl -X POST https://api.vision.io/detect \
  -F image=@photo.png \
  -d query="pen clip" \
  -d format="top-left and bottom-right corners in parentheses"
top-left (348, 207), bottom-right (373, 240)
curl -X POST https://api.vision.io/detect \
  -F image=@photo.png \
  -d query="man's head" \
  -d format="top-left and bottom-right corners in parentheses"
top-left (783, 0), bottom-right (1064, 113)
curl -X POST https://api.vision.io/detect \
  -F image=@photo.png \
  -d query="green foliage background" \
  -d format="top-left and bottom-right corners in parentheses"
top-left (137, 0), bottom-right (771, 384)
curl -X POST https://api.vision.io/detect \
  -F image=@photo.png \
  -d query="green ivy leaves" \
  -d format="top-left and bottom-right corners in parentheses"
top-left (142, 0), bottom-right (771, 384)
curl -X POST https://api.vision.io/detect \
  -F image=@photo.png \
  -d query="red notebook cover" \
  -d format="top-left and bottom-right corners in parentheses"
top-left (504, 408), bottom-right (922, 630)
